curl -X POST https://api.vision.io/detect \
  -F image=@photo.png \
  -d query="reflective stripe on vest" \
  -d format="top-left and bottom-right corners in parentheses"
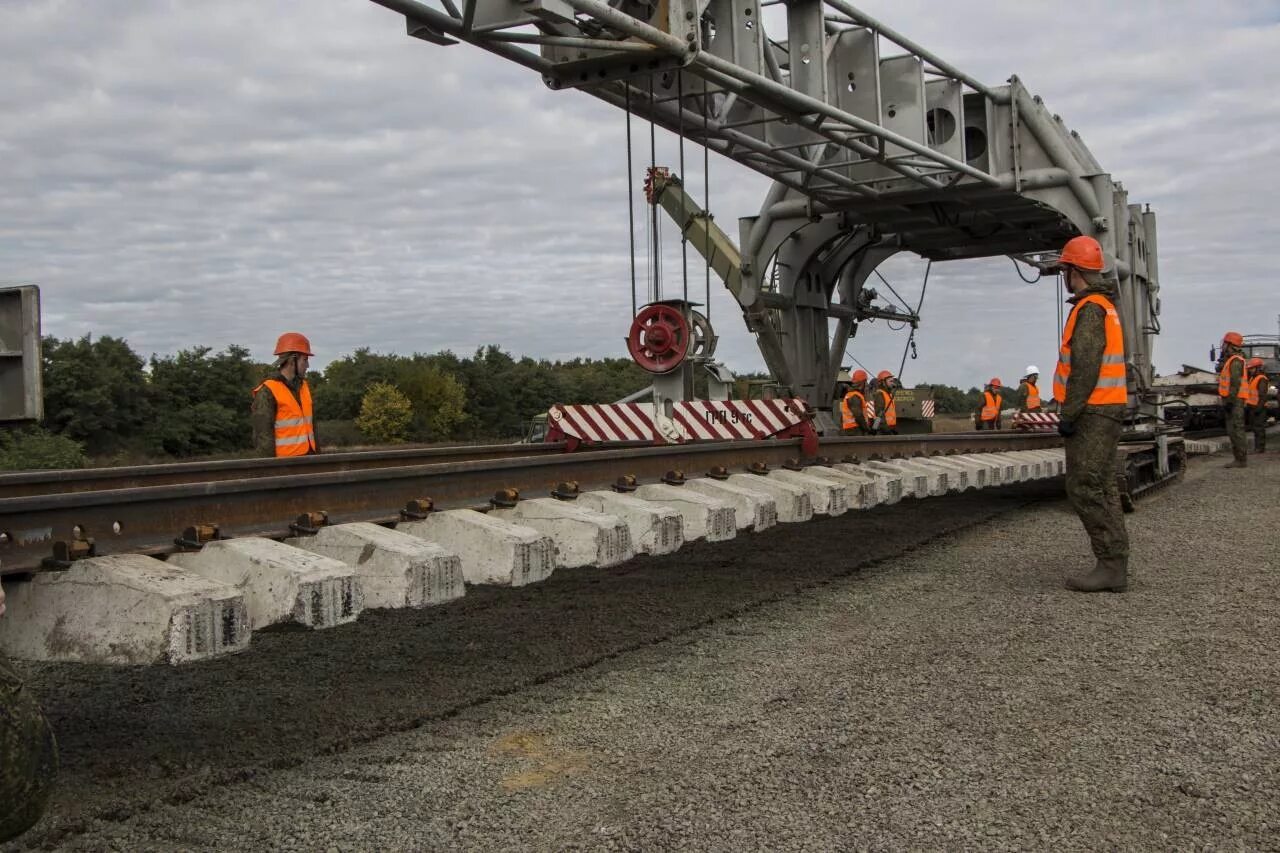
top-left (1052, 293), bottom-right (1127, 406)
top-left (1025, 381), bottom-right (1041, 411)
top-left (841, 390), bottom-right (872, 430)
top-left (253, 379), bottom-right (316, 457)
top-left (1218, 355), bottom-right (1249, 400)
top-left (1246, 373), bottom-right (1267, 407)
top-left (877, 389), bottom-right (897, 428)
top-left (980, 391), bottom-right (1001, 422)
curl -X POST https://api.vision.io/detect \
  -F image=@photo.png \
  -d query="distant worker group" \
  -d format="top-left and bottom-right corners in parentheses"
top-left (972, 367), bottom-right (1043, 429)
top-left (839, 369), bottom-right (899, 435)
top-left (1217, 331), bottom-right (1271, 465)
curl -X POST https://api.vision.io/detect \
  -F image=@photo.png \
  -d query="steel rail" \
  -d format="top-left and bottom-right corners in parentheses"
top-left (0, 441), bottom-right (599, 499)
top-left (0, 432), bottom-right (1061, 576)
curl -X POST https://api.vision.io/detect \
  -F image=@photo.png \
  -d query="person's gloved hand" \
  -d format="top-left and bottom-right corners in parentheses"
top-left (1058, 419), bottom-right (1076, 437)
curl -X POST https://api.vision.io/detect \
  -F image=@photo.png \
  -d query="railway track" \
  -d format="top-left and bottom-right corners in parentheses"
top-left (0, 431), bottom-right (1059, 576)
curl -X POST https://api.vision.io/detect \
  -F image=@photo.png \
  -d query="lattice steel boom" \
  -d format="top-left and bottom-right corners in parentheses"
top-left (369, 0), bottom-right (1161, 419)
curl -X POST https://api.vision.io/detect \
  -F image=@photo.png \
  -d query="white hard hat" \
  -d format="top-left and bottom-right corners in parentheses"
top-left (1024, 365), bottom-right (1039, 376)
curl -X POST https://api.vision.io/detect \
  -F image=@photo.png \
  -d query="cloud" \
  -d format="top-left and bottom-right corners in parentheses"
top-left (2, 0), bottom-right (1277, 390)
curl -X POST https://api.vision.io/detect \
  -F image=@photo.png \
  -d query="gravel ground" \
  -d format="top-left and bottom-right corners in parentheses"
top-left (6, 453), bottom-right (1279, 850)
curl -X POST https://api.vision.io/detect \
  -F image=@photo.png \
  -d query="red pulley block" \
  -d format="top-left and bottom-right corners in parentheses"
top-left (627, 304), bottom-right (690, 374)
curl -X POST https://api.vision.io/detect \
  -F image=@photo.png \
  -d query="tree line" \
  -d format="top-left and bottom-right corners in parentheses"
top-left (0, 334), bottom-right (989, 470)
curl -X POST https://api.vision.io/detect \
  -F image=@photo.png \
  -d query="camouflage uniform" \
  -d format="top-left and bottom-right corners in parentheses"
top-left (973, 389), bottom-right (1002, 430)
top-left (1222, 354), bottom-right (1247, 465)
top-left (1059, 281), bottom-right (1129, 587)
top-left (839, 388), bottom-right (871, 435)
top-left (1, 649), bottom-right (58, 843)
top-left (1248, 371), bottom-right (1268, 453)
top-left (1013, 380), bottom-right (1040, 413)
top-left (251, 370), bottom-right (313, 457)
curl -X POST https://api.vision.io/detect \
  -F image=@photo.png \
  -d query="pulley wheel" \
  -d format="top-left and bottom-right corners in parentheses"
top-left (627, 304), bottom-right (691, 374)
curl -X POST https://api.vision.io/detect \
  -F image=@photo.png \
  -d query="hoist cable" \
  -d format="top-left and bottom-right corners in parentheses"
top-left (872, 269), bottom-right (915, 315)
top-left (702, 73), bottom-right (711, 322)
top-left (884, 260), bottom-right (932, 419)
top-left (1011, 255), bottom-right (1041, 284)
top-left (648, 74), bottom-right (660, 302)
top-left (678, 69), bottom-right (688, 303)
top-left (625, 85), bottom-right (637, 318)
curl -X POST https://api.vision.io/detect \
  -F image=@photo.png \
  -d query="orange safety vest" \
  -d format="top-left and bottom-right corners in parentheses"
top-left (840, 390), bottom-right (873, 430)
top-left (1024, 381), bottom-right (1041, 411)
top-left (1246, 373), bottom-right (1268, 407)
top-left (252, 378), bottom-right (316, 457)
top-left (877, 389), bottom-right (898, 428)
top-left (980, 391), bottom-right (1002, 422)
top-left (1217, 354), bottom-right (1249, 400)
top-left (1052, 293), bottom-right (1127, 406)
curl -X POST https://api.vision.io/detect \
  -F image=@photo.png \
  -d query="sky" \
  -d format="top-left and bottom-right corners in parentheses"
top-left (2, 0), bottom-right (1278, 390)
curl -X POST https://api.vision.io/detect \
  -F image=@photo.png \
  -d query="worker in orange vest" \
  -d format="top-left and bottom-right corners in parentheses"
top-left (1015, 366), bottom-right (1042, 413)
top-left (1245, 356), bottom-right (1269, 453)
top-left (252, 332), bottom-right (318, 457)
top-left (873, 371), bottom-right (899, 434)
top-left (839, 370), bottom-right (873, 435)
top-left (974, 378), bottom-right (1003, 430)
top-left (1217, 332), bottom-right (1250, 467)
top-left (1052, 235), bottom-right (1129, 593)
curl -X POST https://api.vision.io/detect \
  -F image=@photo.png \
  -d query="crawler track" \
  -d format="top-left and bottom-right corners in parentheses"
top-left (0, 432), bottom-right (1060, 576)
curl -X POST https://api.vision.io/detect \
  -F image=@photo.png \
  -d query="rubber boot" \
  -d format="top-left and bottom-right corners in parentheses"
top-left (1065, 558), bottom-right (1128, 593)
top-left (1223, 460), bottom-right (1247, 469)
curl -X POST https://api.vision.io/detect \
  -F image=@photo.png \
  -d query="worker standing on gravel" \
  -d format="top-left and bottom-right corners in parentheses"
top-left (252, 332), bottom-right (318, 457)
top-left (1246, 356), bottom-right (1269, 453)
top-left (1217, 332), bottom-right (1249, 468)
top-left (1051, 236), bottom-right (1129, 593)
top-left (0, 584), bottom-right (60, 844)
top-left (839, 370), bottom-right (873, 435)
top-left (974, 378), bottom-right (1003, 430)
top-left (874, 371), bottom-right (899, 435)
top-left (1014, 367), bottom-right (1042, 413)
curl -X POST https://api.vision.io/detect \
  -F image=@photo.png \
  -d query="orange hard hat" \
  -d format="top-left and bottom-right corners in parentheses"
top-left (989, 377), bottom-right (1002, 387)
top-left (1222, 331), bottom-right (1243, 347)
top-left (1058, 236), bottom-right (1105, 272)
top-left (877, 370), bottom-right (893, 381)
top-left (850, 369), bottom-right (868, 385)
top-left (1247, 357), bottom-right (1264, 369)
top-left (274, 332), bottom-right (314, 356)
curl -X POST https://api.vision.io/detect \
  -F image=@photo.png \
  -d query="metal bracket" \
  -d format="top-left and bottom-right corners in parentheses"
top-left (289, 511), bottom-right (330, 537)
top-left (42, 537), bottom-right (95, 570)
top-left (490, 488), bottom-right (521, 508)
top-left (174, 523), bottom-right (223, 551)
top-left (550, 480), bottom-right (580, 500)
top-left (400, 498), bottom-right (435, 521)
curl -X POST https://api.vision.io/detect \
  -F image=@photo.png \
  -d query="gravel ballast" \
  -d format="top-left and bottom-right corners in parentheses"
top-left (5, 453), bottom-right (1278, 850)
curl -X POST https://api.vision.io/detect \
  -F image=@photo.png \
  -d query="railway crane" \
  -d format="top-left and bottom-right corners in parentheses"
top-left (371, 0), bottom-right (1157, 408)
top-left (0, 3), bottom-right (1182, 670)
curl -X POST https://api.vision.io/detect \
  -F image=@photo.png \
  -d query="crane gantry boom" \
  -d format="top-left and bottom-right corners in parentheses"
top-left (370, 0), bottom-right (1161, 420)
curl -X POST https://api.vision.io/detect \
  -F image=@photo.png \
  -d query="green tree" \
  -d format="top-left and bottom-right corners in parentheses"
top-left (394, 363), bottom-right (467, 441)
top-left (0, 427), bottom-right (87, 471)
top-left (312, 348), bottom-right (401, 422)
top-left (355, 381), bottom-right (414, 444)
top-left (146, 345), bottom-right (258, 456)
top-left (920, 384), bottom-right (984, 414)
top-left (41, 335), bottom-right (150, 455)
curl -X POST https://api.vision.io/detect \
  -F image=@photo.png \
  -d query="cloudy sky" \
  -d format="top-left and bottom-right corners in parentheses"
top-left (2, 0), bottom-right (1278, 390)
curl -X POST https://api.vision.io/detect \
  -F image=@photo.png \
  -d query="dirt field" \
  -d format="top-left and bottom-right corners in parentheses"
top-left (5, 452), bottom-right (1278, 850)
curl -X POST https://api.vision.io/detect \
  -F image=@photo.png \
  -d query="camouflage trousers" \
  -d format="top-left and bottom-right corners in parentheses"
top-left (1, 650), bottom-right (58, 843)
top-left (1064, 412), bottom-right (1129, 564)
top-left (1248, 408), bottom-right (1267, 452)
top-left (1227, 402), bottom-right (1248, 463)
